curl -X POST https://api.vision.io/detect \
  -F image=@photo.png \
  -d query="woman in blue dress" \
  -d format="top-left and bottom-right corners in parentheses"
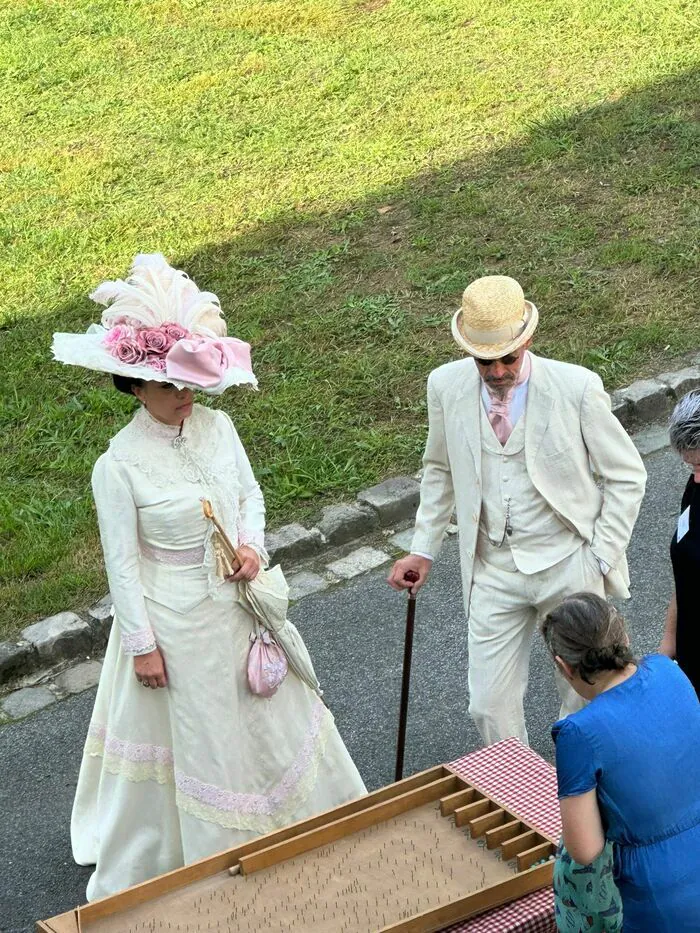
top-left (542, 592), bottom-right (700, 932)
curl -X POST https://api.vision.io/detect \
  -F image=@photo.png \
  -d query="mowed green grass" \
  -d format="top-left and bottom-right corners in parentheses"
top-left (0, 0), bottom-right (698, 639)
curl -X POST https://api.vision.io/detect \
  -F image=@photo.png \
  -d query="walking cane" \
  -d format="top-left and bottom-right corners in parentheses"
top-left (395, 570), bottom-right (420, 782)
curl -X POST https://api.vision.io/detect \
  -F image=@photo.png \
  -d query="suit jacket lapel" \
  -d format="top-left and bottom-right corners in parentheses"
top-left (453, 361), bottom-right (482, 478)
top-left (525, 354), bottom-right (555, 472)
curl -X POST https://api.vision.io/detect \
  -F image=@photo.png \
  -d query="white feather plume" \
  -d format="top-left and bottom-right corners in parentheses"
top-left (92, 253), bottom-right (227, 337)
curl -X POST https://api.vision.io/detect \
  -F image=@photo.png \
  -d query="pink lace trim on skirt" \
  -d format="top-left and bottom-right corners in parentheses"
top-left (88, 724), bottom-right (174, 766)
top-left (174, 703), bottom-right (326, 816)
top-left (87, 701), bottom-right (328, 816)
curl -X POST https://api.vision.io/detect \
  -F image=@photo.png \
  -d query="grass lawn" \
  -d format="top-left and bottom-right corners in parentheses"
top-left (0, 0), bottom-right (698, 640)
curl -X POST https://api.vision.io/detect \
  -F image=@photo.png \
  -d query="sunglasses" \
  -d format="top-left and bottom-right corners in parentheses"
top-left (474, 353), bottom-right (520, 367)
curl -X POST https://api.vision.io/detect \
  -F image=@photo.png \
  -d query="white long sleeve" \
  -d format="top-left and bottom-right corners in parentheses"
top-left (217, 412), bottom-right (268, 563)
top-left (92, 454), bottom-right (157, 655)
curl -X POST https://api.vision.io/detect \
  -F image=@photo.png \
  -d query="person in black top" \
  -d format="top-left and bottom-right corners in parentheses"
top-left (661, 390), bottom-right (700, 697)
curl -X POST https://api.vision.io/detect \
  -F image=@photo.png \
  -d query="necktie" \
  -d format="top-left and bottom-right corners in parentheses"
top-left (487, 352), bottom-right (531, 445)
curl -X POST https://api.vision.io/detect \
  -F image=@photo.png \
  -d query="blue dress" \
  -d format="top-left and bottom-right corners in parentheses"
top-left (552, 654), bottom-right (700, 931)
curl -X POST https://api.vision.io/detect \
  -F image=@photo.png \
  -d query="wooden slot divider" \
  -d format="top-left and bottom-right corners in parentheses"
top-left (484, 819), bottom-right (523, 850)
top-left (454, 797), bottom-right (490, 826)
top-left (35, 919), bottom-right (79, 933)
top-left (468, 808), bottom-right (506, 837)
top-left (68, 765), bottom-right (450, 926)
top-left (500, 830), bottom-right (540, 861)
top-left (516, 842), bottom-right (555, 872)
top-left (439, 787), bottom-right (476, 816)
top-left (238, 774), bottom-right (459, 875)
top-left (378, 860), bottom-right (555, 933)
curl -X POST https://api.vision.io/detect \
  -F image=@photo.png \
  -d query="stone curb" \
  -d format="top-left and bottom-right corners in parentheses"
top-left (2, 359), bottom-right (700, 698)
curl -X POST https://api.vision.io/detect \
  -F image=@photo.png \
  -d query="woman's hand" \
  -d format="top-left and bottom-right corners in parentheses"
top-left (133, 648), bottom-right (168, 689)
top-left (227, 545), bottom-right (261, 582)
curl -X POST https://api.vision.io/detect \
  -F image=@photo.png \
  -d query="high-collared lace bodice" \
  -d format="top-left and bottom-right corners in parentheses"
top-left (92, 404), bottom-right (266, 654)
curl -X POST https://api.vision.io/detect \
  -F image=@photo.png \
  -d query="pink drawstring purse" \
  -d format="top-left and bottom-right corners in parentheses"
top-left (202, 499), bottom-right (322, 699)
top-left (247, 621), bottom-right (288, 698)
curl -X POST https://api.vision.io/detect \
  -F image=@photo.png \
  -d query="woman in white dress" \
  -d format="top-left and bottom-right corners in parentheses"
top-left (52, 254), bottom-right (366, 901)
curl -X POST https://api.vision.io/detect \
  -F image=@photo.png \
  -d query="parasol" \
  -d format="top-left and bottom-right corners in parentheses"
top-left (201, 500), bottom-right (322, 696)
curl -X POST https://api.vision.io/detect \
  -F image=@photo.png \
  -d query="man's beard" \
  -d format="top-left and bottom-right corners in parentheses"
top-left (485, 377), bottom-right (515, 399)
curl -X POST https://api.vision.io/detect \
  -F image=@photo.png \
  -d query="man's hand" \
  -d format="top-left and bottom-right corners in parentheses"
top-left (227, 545), bottom-right (261, 582)
top-left (387, 555), bottom-right (432, 594)
top-left (134, 648), bottom-right (168, 689)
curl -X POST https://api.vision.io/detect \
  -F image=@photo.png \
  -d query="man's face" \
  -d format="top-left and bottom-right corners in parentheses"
top-left (473, 340), bottom-right (531, 396)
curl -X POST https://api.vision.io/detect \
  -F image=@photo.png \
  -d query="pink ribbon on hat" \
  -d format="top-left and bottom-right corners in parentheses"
top-left (165, 337), bottom-right (253, 388)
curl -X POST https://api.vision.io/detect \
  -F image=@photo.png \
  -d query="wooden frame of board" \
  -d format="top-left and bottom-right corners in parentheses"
top-left (37, 764), bottom-right (556, 933)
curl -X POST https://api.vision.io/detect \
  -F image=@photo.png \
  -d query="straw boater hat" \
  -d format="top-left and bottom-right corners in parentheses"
top-left (51, 253), bottom-right (257, 394)
top-left (451, 275), bottom-right (539, 360)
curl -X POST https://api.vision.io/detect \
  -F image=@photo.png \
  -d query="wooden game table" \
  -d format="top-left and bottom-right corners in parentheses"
top-left (444, 737), bottom-right (559, 933)
top-left (39, 737), bottom-right (559, 933)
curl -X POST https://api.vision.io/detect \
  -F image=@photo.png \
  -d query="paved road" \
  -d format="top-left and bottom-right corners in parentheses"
top-left (0, 445), bottom-right (686, 932)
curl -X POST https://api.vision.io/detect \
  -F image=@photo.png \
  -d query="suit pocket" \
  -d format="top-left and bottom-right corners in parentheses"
top-left (541, 437), bottom-right (577, 461)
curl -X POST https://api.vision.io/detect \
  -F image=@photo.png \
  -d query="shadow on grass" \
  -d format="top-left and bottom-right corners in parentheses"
top-left (1, 66), bottom-right (698, 631)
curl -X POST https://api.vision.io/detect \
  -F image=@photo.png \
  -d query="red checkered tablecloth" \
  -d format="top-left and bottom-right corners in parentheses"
top-left (440, 737), bottom-right (561, 933)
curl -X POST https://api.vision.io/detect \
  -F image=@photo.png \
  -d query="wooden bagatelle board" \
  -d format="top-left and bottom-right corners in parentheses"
top-left (38, 766), bottom-right (556, 933)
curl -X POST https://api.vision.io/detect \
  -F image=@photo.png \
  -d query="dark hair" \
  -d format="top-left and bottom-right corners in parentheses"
top-left (112, 374), bottom-right (144, 396)
top-left (541, 592), bottom-right (636, 685)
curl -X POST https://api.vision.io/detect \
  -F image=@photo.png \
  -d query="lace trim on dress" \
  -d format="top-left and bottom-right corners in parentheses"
top-left (175, 704), bottom-right (335, 833)
top-left (236, 527), bottom-right (270, 569)
top-left (82, 703), bottom-right (335, 833)
top-left (85, 725), bottom-right (174, 785)
top-left (141, 542), bottom-right (206, 566)
top-left (121, 628), bottom-right (157, 655)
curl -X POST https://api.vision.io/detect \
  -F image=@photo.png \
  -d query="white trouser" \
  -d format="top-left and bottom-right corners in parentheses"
top-left (467, 543), bottom-right (606, 746)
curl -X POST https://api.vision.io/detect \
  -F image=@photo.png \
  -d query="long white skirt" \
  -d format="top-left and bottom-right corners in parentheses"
top-left (71, 586), bottom-right (366, 900)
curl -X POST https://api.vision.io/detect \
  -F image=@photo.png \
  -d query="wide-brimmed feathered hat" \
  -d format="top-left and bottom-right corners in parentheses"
top-left (451, 275), bottom-right (538, 360)
top-left (52, 253), bottom-right (257, 394)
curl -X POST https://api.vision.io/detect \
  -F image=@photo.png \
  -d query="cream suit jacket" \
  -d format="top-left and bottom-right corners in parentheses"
top-left (410, 353), bottom-right (647, 616)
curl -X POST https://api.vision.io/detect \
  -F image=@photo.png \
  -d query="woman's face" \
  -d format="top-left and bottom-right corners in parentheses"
top-left (132, 381), bottom-right (194, 426)
top-left (681, 449), bottom-right (700, 483)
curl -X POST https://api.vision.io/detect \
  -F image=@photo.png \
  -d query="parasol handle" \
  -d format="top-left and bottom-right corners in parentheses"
top-left (201, 498), bottom-right (243, 566)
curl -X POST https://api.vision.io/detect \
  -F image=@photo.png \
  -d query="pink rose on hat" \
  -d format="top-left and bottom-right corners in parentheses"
top-left (145, 356), bottom-right (167, 373)
top-left (161, 323), bottom-right (191, 342)
top-left (113, 338), bottom-right (148, 365)
top-left (137, 327), bottom-right (175, 356)
top-left (104, 324), bottom-right (135, 348)
top-left (105, 322), bottom-right (196, 370)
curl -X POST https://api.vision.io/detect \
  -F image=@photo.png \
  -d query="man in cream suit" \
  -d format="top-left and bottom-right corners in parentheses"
top-left (388, 275), bottom-right (646, 745)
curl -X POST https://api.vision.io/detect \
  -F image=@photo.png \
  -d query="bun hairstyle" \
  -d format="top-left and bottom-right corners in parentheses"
top-left (541, 592), bottom-right (636, 685)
